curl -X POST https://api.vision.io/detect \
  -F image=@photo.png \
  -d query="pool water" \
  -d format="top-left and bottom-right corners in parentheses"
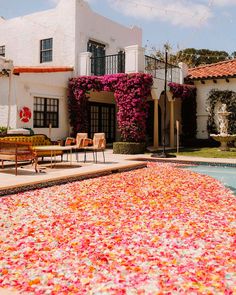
top-left (184, 165), bottom-right (236, 195)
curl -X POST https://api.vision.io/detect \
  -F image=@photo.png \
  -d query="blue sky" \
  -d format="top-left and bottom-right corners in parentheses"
top-left (0, 0), bottom-right (235, 54)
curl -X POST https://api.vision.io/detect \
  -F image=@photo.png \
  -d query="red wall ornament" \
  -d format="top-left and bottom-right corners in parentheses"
top-left (19, 106), bottom-right (32, 123)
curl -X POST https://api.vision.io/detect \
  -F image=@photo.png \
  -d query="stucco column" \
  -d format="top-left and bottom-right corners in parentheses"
top-left (153, 99), bottom-right (159, 149)
top-left (169, 99), bottom-right (175, 148)
top-left (178, 62), bottom-right (188, 84)
top-left (79, 52), bottom-right (92, 76)
top-left (124, 45), bottom-right (145, 73)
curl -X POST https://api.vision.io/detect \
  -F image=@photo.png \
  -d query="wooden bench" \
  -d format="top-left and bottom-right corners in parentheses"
top-left (0, 141), bottom-right (38, 175)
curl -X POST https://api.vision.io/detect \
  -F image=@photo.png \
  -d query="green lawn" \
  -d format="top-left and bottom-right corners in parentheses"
top-left (171, 147), bottom-right (236, 158)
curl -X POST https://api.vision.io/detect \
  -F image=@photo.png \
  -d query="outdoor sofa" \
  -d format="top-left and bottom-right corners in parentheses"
top-left (0, 134), bottom-right (63, 159)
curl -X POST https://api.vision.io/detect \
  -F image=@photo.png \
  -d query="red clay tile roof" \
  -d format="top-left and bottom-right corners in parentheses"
top-left (13, 66), bottom-right (74, 74)
top-left (187, 59), bottom-right (236, 80)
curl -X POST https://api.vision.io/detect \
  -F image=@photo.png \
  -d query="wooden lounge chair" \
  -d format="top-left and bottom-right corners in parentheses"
top-left (65, 137), bottom-right (76, 146)
top-left (84, 133), bottom-right (106, 163)
top-left (64, 137), bottom-right (76, 161)
top-left (74, 133), bottom-right (88, 162)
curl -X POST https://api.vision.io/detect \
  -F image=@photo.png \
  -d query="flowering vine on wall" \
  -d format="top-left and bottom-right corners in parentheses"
top-left (68, 73), bottom-right (153, 142)
top-left (207, 89), bottom-right (236, 135)
top-left (168, 82), bottom-right (197, 140)
top-left (168, 82), bottom-right (196, 100)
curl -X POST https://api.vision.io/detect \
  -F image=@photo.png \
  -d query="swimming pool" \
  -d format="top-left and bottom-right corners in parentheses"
top-left (185, 165), bottom-right (236, 194)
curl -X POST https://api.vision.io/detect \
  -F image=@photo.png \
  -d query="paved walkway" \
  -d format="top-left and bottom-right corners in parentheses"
top-left (0, 149), bottom-right (236, 196)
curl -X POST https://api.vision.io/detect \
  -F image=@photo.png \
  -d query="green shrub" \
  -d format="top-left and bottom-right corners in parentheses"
top-left (0, 126), bottom-right (7, 135)
top-left (113, 142), bottom-right (146, 154)
top-left (207, 89), bottom-right (236, 135)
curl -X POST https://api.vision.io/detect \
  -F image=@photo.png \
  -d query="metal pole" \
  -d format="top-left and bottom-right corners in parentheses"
top-left (162, 49), bottom-right (168, 155)
top-left (176, 120), bottom-right (179, 153)
top-left (151, 48), bottom-right (176, 158)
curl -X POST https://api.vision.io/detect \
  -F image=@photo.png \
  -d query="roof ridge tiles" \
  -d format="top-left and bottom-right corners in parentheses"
top-left (187, 58), bottom-right (236, 80)
top-left (188, 58), bottom-right (236, 71)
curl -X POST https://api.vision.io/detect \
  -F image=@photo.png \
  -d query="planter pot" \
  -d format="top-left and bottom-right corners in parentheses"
top-left (113, 142), bottom-right (146, 154)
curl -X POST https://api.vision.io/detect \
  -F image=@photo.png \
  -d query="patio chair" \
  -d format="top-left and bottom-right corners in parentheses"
top-left (64, 137), bottom-right (76, 161)
top-left (84, 133), bottom-right (106, 163)
top-left (74, 133), bottom-right (88, 162)
top-left (65, 137), bottom-right (76, 146)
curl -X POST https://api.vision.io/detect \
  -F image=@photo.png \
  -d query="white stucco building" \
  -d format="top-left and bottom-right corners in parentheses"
top-left (0, 0), bottom-right (186, 146)
top-left (186, 59), bottom-right (236, 139)
top-left (0, 0), bottom-right (142, 140)
top-left (0, 0), bottom-right (141, 71)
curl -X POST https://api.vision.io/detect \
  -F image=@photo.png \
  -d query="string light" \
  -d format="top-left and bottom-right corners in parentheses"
top-left (173, 52), bottom-right (234, 59)
top-left (145, 39), bottom-right (234, 59)
top-left (145, 44), bottom-right (235, 67)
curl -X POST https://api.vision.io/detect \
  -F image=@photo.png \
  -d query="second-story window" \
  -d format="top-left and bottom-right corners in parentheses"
top-left (40, 38), bottom-right (53, 63)
top-left (0, 45), bottom-right (5, 57)
top-left (87, 40), bottom-right (106, 76)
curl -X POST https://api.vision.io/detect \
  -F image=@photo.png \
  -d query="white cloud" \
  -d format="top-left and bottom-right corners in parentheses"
top-left (49, 0), bottom-right (60, 4)
top-left (108, 0), bottom-right (213, 27)
top-left (211, 0), bottom-right (236, 6)
top-left (49, 0), bottom-right (95, 4)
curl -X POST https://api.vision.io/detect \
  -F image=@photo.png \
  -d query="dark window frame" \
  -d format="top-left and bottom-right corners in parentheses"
top-left (40, 38), bottom-right (53, 63)
top-left (88, 101), bottom-right (116, 143)
top-left (33, 97), bottom-right (59, 128)
top-left (87, 40), bottom-right (106, 54)
top-left (87, 40), bottom-right (106, 76)
top-left (0, 45), bottom-right (5, 57)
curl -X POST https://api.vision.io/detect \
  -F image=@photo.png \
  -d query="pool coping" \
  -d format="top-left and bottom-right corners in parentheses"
top-left (1, 153), bottom-right (236, 197)
top-left (0, 162), bottom-right (147, 197)
top-left (131, 157), bottom-right (236, 167)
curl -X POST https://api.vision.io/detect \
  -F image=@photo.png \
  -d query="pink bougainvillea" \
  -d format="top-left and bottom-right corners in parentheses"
top-left (68, 73), bottom-right (153, 142)
top-left (168, 82), bottom-right (196, 100)
top-left (68, 76), bottom-right (102, 135)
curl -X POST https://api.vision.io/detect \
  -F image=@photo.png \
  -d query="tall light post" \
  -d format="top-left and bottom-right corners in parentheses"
top-left (162, 49), bottom-right (168, 156)
top-left (151, 48), bottom-right (175, 158)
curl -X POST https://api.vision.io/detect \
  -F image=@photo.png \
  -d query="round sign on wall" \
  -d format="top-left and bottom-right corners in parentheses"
top-left (19, 106), bottom-right (32, 123)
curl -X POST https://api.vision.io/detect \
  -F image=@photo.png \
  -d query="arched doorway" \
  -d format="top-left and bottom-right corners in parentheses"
top-left (158, 91), bottom-right (170, 147)
top-left (146, 101), bottom-right (154, 145)
top-left (146, 100), bottom-right (162, 146)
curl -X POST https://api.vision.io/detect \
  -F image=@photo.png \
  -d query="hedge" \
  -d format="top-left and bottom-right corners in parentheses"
top-left (113, 142), bottom-right (146, 154)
